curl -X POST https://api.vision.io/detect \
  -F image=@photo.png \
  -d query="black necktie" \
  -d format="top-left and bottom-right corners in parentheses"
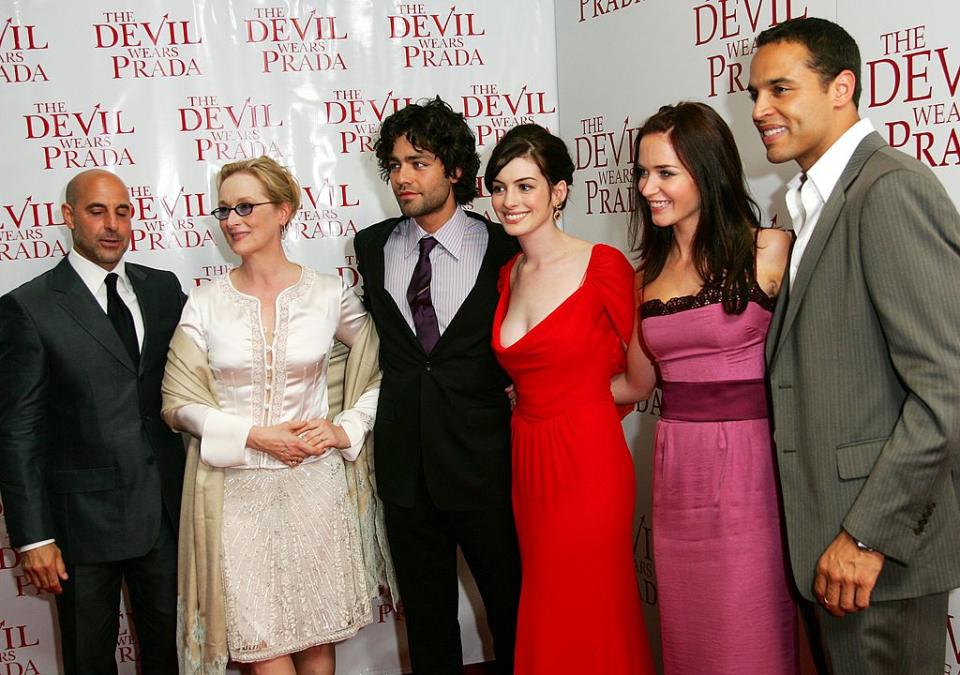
top-left (406, 236), bottom-right (441, 352)
top-left (105, 272), bottom-right (140, 364)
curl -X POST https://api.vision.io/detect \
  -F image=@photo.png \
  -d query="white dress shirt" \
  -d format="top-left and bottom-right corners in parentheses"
top-left (383, 206), bottom-right (488, 334)
top-left (19, 253), bottom-right (144, 553)
top-left (68, 252), bottom-right (145, 347)
top-left (785, 118), bottom-right (876, 284)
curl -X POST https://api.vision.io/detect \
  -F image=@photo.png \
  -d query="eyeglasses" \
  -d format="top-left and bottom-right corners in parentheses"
top-left (211, 201), bottom-right (276, 221)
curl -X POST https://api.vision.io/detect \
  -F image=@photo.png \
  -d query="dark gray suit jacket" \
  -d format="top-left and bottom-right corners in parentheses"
top-left (766, 131), bottom-right (960, 602)
top-left (0, 257), bottom-right (186, 564)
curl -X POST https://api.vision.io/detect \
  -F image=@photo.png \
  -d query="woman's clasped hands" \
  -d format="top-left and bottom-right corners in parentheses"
top-left (247, 419), bottom-right (351, 467)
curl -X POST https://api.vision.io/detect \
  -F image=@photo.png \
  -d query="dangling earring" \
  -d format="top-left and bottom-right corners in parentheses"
top-left (552, 204), bottom-right (562, 222)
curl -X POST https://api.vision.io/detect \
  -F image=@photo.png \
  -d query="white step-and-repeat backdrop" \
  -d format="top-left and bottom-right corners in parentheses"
top-left (555, 1), bottom-right (960, 673)
top-left (0, 1), bottom-right (557, 673)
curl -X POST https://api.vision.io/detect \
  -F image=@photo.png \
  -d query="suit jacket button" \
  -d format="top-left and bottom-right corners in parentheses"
top-left (425, 362), bottom-right (431, 372)
top-left (147, 456), bottom-right (156, 465)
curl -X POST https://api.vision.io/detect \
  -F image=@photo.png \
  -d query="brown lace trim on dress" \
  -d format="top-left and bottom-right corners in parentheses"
top-left (640, 281), bottom-right (776, 318)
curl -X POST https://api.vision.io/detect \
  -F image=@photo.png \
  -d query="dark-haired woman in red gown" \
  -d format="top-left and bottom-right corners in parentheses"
top-left (485, 124), bottom-right (653, 675)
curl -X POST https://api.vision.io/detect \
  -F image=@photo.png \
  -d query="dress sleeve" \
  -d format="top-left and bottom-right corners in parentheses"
top-left (333, 280), bottom-right (379, 462)
top-left (591, 244), bottom-right (636, 345)
top-left (166, 289), bottom-right (254, 468)
top-left (334, 281), bottom-right (368, 345)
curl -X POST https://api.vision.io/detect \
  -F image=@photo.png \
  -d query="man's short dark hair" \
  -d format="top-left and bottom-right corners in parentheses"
top-left (757, 17), bottom-right (862, 107)
top-left (374, 96), bottom-right (479, 205)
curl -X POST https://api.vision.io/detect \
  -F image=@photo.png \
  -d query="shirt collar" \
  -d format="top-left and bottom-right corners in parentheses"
top-left (68, 251), bottom-right (130, 297)
top-left (795, 118), bottom-right (875, 206)
top-left (401, 206), bottom-right (472, 260)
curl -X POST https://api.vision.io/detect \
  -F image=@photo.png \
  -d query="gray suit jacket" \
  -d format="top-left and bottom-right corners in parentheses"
top-left (766, 131), bottom-right (960, 602)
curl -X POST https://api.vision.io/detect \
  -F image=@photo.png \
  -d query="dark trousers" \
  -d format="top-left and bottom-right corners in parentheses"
top-left (55, 516), bottom-right (178, 675)
top-left (800, 591), bottom-right (949, 675)
top-left (384, 481), bottom-right (521, 675)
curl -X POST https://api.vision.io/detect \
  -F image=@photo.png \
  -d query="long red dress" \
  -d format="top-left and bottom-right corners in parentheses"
top-left (492, 244), bottom-right (653, 675)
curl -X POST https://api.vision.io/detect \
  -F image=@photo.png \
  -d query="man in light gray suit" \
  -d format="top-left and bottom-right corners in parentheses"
top-left (749, 17), bottom-right (960, 674)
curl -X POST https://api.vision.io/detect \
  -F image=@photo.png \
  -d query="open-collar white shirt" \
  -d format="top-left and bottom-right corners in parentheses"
top-left (785, 118), bottom-right (875, 284)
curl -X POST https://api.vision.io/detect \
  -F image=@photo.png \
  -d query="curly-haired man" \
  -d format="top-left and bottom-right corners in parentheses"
top-left (354, 97), bottom-right (521, 675)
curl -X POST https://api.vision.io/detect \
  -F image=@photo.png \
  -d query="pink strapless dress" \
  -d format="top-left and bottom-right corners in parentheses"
top-left (641, 284), bottom-right (797, 675)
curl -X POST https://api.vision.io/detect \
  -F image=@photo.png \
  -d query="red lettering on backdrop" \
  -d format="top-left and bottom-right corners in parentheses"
top-left (176, 96), bottom-right (287, 162)
top-left (387, 6), bottom-right (486, 69)
top-left (691, 0), bottom-right (808, 97)
top-left (869, 25), bottom-right (960, 167)
top-left (461, 83), bottom-right (556, 147)
top-left (92, 11), bottom-right (204, 80)
top-left (574, 115), bottom-right (641, 216)
top-left (0, 17), bottom-right (50, 83)
top-left (321, 89), bottom-right (414, 155)
top-left (244, 8), bottom-right (349, 74)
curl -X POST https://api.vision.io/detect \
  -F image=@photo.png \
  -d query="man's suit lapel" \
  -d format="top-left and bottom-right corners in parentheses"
top-left (51, 258), bottom-right (138, 373)
top-left (367, 219), bottom-right (422, 350)
top-left (769, 132), bottom-right (885, 365)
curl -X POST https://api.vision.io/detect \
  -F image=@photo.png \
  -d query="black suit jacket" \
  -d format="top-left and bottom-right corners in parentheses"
top-left (0, 257), bottom-right (186, 564)
top-left (354, 211), bottom-right (518, 510)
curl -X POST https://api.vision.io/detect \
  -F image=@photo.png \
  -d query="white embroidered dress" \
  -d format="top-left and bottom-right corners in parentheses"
top-left (169, 267), bottom-right (377, 662)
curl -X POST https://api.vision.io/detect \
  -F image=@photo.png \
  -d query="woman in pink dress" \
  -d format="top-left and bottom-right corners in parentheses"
top-left (613, 102), bottom-right (798, 674)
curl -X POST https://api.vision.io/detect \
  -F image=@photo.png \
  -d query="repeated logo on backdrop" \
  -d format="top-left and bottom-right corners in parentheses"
top-left (576, 0), bottom-right (644, 24)
top-left (292, 182), bottom-right (361, 242)
top-left (0, 614), bottom-right (42, 675)
top-left (692, 0), bottom-right (809, 97)
top-left (0, 16), bottom-right (50, 84)
top-left (0, 192), bottom-right (66, 263)
top-left (92, 10), bottom-right (204, 79)
top-left (243, 7), bottom-right (349, 74)
top-left (127, 184), bottom-right (215, 254)
top-left (387, 4), bottom-right (485, 69)
top-left (177, 96), bottom-right (287, 162)
top-left (867, 24), bottom-right (960, 168)
top-left (320, 89), bottom-right (414, 154)
top-left (461, 83), bottom-right (557, 147)
top-left (574, 114), bottom-right (641, 216)
top-left (23, 101), bottom-right (137, 172)
top-left (1, 502), bottom-right (45, 675)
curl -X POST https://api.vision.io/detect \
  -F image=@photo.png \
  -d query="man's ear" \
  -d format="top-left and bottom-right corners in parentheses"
top-left (832, 69), bottom-right (857, 108)
top-left (449, 167), bottom-right (463, 184)
top-left (62, 203), bottom-right (75, 231)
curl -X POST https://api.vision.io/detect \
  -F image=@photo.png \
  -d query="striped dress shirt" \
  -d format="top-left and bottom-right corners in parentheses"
top-left (383, 206), bottom-right (489, 335)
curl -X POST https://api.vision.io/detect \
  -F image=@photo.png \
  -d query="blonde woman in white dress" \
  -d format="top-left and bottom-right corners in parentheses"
top-left (163, 156), bottom-right (378, 675)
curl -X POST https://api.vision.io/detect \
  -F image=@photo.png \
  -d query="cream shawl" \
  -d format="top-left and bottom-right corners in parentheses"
top-left (162, 316), bottom-right (396, 675)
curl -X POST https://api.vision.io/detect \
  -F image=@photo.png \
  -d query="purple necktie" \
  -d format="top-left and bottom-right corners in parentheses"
top-left (407, 236), bottom-right (441, 352)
